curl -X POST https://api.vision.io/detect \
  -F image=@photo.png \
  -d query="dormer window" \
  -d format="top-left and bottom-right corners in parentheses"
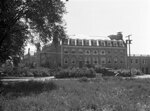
top-left (107, 41), bottom-right (112, 47)
top-left (62, 39), bottom-right (68, 45)
top-left (84, 40), bottom-right (89, 46)
top-left (91, 40), bottom-right (97, 46)
top-left (69, 39), bottom-right (75, 46)
top-left (113, 42), bottom-right (118, 47)
top-left (77, 39), bottom-right (82, 46)
top-left (119, 41), bottom-right (124, 47)
top-left (101, 41), bottom-right (106, 46)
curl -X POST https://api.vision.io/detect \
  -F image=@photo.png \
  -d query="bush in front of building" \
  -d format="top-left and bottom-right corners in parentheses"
top-left (116, 68), bottom-right (143, 77)
top-left (94, 65), bottom-right (143, 77)
top-left (1, 66), bottom-right (54, 77)
top-left (55, 67), bottom-right (96, 78)
top-left (94, 65), bottom-right (117, 76)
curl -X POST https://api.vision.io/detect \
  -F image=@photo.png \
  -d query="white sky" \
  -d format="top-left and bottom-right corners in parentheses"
top-left (64, 0), bottom-right (150, 55)
top-left (26, 0), bottom-right (150, 55)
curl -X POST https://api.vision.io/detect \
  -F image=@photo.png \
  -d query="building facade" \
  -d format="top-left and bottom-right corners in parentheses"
top-left (128, 55), bottom-right (150, 74)
top-left (27, 37), bottom-right (150, 74)
top-left (39, 38), bottom-right (128, 69)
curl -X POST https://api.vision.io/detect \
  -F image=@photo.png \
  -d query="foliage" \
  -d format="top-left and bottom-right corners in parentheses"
top-left (95, 65), bottom-right (117, 76)
top-left (30, 68), bottom-right (52, 77)
top-left (78, 77), bottom-right (89, 82)
top-left (1, 78), bottom-right (150, 111)
top-left (1, 80), bottom-right (57, 97)
top-left (94, 65), bottom-right (143, 77)
top-left (55, 67), bottom-right (96, 78)
top-left (116, 68), bottom-right (144, 77)
top-left (1, 67), bottom-right (53, 77)
top-left (0, 0), bottom-right (67, 62)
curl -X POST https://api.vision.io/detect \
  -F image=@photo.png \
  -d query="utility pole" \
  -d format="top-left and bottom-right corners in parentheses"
top-left (126, 35), bottom-right (132, 74)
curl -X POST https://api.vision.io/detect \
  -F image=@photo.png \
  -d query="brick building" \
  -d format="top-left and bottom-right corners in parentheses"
top-left (128, 55), bottom-right (150, 74)
top-left (38, 38), bottom-right (128, 69)
top-left (25, 37), bottom-right (150, 74)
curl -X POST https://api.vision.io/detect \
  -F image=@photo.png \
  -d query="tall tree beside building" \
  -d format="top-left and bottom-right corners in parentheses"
top-left (0, 0), bottom-right (67, 63)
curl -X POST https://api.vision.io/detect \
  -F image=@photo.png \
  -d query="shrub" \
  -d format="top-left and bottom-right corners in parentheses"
top-left (78, 77), bottom-right (89, 82)
top-left (94, 65), bottom-right (116, 76)
top-left (30, 68), bottom-right (52, 77)
top-left (1, 80), bottom-right (57, 97)
top-left (1, 66), bottom-right (54, 77)
top-left (55, 67), bottom-right (96, 78)
top-left (116, 69), bottom-right (143, 77)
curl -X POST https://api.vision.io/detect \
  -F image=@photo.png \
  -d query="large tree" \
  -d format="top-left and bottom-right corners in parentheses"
top-left (0, 0), bottom-right (67, 63)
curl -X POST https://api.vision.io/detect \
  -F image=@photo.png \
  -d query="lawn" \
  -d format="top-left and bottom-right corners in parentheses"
top-left (0, 76), bottom-right (150, 111)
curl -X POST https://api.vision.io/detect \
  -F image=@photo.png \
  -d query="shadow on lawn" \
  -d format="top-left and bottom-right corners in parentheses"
top-left (1, 80), bottom-right (57, 98)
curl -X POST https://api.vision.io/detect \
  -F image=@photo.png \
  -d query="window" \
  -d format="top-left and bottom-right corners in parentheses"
top-left (77, 39), bottom-right (82, 46)
top-left (114, 57), bottom-right (118, 63)
top-left (114, 50), bottom-right (118, 53)
top-left (91, 40), bottom-right (97, 46)
top-left (64, 48), bottom-right (68, 53)
top-left (62, 39), bottom-right (68, 45)
top-left (143, 59), bottom-right (146, 64)
top-left (120, 50), bottom-right (124, 54)
top-left (85, 50), bottom-right (90, 55)
top-left (107, 42), bottom-right (112, 47)
top-left (64, 58), bottom-right (68, 64)
top-left (69, 39), bottom-right (75, 45)
top-left (84, 40), bottom-right (89, 46)
top-left (101, 41), bottom-right (106, 46)
top-left (71, 58), bottom-right (76, 64)
top-left (113, 42), bottom-right (118, 47)
top-left (100, 50), bottom-right (106, 55)
top-left (135, 59), bottom-right (138, 63)
top-left (79, 49), bottom-right (83, 54)
top-left (120, 59), bottom-right (124, 63)
top-left (93, 50), bottom-right (98, 55)
top-left (130, 59), bottom-right (133, 64)
top-left (93, 57), bottom-right (98, 64)
top-left (107, 58), bottom-right (111, 63)
top-left (101, 57), bottom-right (106, 64)
top-left (119, 42), bottom-right (124, 47)
top-left (142, 67), bottom-right (144, 73)
top-left (71, 49), bottom-right (76, 53)
top-left (108, 51), bottom-right (111, 54)
top-left (85, 57), bottom-right (91, 64)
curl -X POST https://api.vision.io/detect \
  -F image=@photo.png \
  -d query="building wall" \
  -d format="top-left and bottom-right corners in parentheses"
top-left (38, 44), bottom-right (61, 68)
top-left (128, 55), bottom-right (150, 74)
top-left (61, 38), bottom-right (127, 69)
top-left (36, 39), bottom-right (150, 74)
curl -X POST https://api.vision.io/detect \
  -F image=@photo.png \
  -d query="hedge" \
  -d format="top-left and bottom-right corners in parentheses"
top-left (55, 67), bottom-right (96, 78)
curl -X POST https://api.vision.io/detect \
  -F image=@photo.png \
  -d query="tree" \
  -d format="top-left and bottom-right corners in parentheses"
top-left (0, 0), bottom-right (67, 63)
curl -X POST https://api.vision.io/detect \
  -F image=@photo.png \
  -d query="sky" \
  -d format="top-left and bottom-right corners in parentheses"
top-left (26, 0), bottom-right (150, 55)
top-left (63, 0), bottom-right (150, 55)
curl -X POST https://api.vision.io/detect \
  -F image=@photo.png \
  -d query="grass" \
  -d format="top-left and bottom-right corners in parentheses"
top-left (1, 77), bottom-right (150, 111)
